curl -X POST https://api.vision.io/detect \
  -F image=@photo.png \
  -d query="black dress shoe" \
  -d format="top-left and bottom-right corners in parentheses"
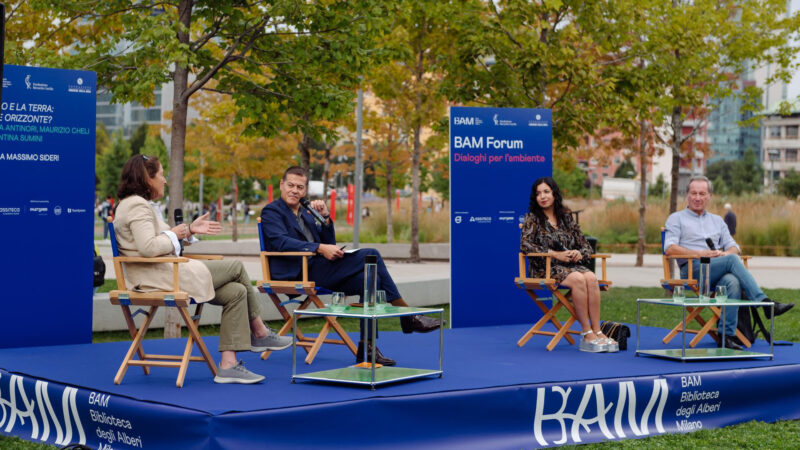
top-left (400, 315), bottom-right (441, 334)
top-left (356, 340), bottom-right (396, 366)
top-left (763, 299), bottom-right (795, 318)
top-left (718, 336), bottom-right (743, 351)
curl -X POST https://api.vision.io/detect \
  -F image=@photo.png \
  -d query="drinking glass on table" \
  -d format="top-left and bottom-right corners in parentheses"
top-left (375, 290), bottom-right (387, 311)
top-left (330, 292), bottom-right (346, 311)
top-left (715, 285), bottom-right (728, 302)
top-left (672, 286), bottom-right (685, 302)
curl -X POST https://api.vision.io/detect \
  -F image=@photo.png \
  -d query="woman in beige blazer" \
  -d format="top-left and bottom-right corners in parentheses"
top-left (114, 154), bottom-right (292, 384)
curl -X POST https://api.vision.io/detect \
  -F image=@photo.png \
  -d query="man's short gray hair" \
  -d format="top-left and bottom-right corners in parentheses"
top-left (688, 175), bottom-right (713, 194)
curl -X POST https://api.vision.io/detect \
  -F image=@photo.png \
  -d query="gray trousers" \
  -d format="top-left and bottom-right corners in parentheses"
top-left (202, 259), bottom-right (262, 352)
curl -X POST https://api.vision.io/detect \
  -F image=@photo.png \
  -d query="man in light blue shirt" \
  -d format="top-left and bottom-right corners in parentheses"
top-left (664, 176), bottom-right (794, 349)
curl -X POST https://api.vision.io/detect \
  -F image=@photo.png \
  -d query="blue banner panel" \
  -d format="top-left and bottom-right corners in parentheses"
top-left (0, 369), bottom-right (210, 449)
top-left (213, 365), bottom-right (800, 449)
top-left (449, 106), bottom-right (552, 327)
top-left (0, 65), bottom-right (95, 348)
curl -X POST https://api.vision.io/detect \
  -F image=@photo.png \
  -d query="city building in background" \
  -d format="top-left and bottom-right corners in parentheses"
top-left (761, 109), bottom-right (800, 191)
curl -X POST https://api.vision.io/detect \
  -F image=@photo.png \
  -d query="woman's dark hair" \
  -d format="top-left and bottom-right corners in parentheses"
top-left (528, 176), bottom-right (569, 226)
top-left (117, 154), bottom-right (161, 200)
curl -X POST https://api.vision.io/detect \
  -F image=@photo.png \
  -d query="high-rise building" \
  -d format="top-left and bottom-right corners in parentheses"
top-left (96, 86), bottom-right (166, 140)
top-left (708, 79), bottom-right (762, 165)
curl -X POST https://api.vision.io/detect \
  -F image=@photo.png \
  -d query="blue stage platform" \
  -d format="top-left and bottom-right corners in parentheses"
top-left (1, 323), bottom-right (799, 449)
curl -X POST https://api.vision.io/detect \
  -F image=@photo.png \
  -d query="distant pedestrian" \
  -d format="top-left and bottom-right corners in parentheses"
top-left (724, 203), bottom-right (737, 237)
top-left (243, 204), bottom-right (251, 224)
top-left (98, 196), bottom-right (113, 239)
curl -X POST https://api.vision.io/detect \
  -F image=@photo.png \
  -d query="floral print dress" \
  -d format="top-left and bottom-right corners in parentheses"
top-left (520, 211), bottom-right (593, 283)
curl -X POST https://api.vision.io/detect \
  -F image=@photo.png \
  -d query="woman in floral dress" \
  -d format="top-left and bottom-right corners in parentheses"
top-left (520, 177), bottom-right (618, 352)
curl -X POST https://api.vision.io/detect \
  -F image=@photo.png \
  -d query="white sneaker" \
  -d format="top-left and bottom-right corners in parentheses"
top-left (213, 361), bottom-right (265, 384)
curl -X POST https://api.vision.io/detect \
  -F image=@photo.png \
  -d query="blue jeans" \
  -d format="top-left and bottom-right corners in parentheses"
top-left (680, 254), bottom-right (766, 336)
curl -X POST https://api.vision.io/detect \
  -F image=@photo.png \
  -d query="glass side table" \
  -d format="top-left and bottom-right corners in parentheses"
top-left (636, 297), bottom-right (773, 361)
top-left (291, 306), bottom-right (444, 390)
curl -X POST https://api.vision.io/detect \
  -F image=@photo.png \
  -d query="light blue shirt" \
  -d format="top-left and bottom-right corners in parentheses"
top-left (664, 208), bottom-right (739, 262)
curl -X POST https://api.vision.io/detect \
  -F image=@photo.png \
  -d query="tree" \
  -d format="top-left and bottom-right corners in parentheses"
top-left (730, 148), bottom-right (763, 195)
top-left (374, 0), bottom-right (452, 261)
top-left (614, 159), bottom-right (636, 179)
top-left (778, 169), bottom-right (800, 199)
top-left (633, 0), bottom-right (800, 213)
top-left (97, 130), bottom-right (131, 199)
top-left (649, 173), bottom-right (668, 198)
top-left (17, 0), bottom-right (388, 225)
top-left (553, 167), bottom-right (588, 198)
top-left (141, 134), bottom-right (169, 175)
top-left (444, 0), bottom-right (634, 152)
top-left (185, 93), bottom-right (292, 241)
top-left (361, 102), bottom-right (410, 243)
top-left (129, 123), bottom-right (149, 156)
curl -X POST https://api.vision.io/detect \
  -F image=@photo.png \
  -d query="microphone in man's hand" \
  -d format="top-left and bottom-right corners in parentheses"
top-left (299, 198), bottom-right (327, 224)
top-left (705, 238), bottom-right (716, 251)
top-left (174, 208), bottom-right (184, 255)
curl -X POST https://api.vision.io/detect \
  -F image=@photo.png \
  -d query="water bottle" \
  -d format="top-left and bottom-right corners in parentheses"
top-left (698, 257), bottom-right (711, 300)
top-left (363, 254), bottom-right (378, 309)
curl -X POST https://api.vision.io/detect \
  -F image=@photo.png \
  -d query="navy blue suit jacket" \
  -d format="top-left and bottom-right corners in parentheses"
top-left (260, 198), bottom-right (336, 280)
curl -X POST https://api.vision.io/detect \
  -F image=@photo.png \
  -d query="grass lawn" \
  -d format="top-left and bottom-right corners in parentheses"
top-left (3, 287), bottom-right (800, 448)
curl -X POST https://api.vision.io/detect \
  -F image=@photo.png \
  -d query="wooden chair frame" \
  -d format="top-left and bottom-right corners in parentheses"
top-left (659, 228), bottom-right (752, 348)
top-left (515, 252), bottom-right (612, 351)
top-left (107, 219), bottom-right (220, 388)
top-left (257, 217), bottom-right (357, 364)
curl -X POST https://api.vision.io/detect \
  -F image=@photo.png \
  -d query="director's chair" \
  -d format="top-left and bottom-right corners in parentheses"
top-left (107, 219), bottom-right (221, 387)
top-left (659, 228), bottom-right (752, 348)
top-left (515, 252), bottom-right (612, 351)
top-left (256, 217), bottom-right (357, 364)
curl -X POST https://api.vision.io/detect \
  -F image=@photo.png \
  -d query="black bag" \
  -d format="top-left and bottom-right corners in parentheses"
top-left (600, 321), bottom-right (631, 351)
top-left (735, 306), bottom-right (771, 345)
top-left (93, 250), bottom-right (106, 288)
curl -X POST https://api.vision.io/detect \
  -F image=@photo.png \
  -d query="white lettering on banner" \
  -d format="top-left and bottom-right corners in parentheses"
top-left (0, 374), bottom-right (85, 446)
top-left (681, 375), bottom-right (701, 387)
top-left (486, 136), bottom-right (523, 150)
top-left (533, 378), bottom-right (668, 446)
top-left (453, 136), bottom-right (483, 149)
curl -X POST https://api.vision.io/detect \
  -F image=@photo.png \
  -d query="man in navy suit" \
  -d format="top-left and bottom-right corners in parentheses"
top-left (260, 166), bottom-right (441, 366)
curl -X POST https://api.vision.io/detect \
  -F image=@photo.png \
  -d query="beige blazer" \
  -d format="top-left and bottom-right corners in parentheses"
top-left (113, 195), bottom-right (215, 302)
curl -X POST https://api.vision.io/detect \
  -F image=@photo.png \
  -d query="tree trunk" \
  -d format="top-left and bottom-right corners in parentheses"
top-left (386, 138), bottom-right (394, 244)
top-left (164, 0), bottom-right (193, 339)
top-left (410, 124), bottom-right (421, 262)
top-left (669, 105), bottom-right (682, 213)
top-left (636, 118), bottom-right (648, 267)
top-left (231, 173), bottom-right (238, 242)
top-left (300, 132), bottom-right (311, 171)
top-left (322, 143), bottom-right (331, 199)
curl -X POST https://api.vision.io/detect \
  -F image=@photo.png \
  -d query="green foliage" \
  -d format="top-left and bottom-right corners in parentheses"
top-left (140, 135), bottom-right (169, 174)
top-left (97, 130), bottom-right (131, 199)
top-left (778, 169), bottom-right (800, 199)
top-left (96, 122), bottom-right (111, 156)
top-left (706, 148), bottom-right (763, 195)
top-left (554, 168), bottom-right (588, 198)
top-left (613, 159), bottom-right (636, 178)
top-left (128, 123), bottom-right (149, 155)
top-left (648, 173), bottom-right (667, 198)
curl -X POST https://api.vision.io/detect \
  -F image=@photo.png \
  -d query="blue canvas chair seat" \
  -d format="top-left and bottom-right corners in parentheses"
top-left (257, 218), bottom-right (356, 364)
top-left (107, 219), bottom-right (220, 387)
top-left (659, 227), bottom-right (751, 348)
top-left (515, 252), bottom-right (612, 351)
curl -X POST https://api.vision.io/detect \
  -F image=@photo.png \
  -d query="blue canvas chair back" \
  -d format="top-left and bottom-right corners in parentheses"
top-left (257, 219), bottom-right (266, 252)
top-left (108, 220), bottom-right (120, 257)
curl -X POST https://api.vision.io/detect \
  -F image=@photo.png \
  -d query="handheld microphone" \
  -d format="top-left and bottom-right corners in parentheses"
top-left (299, 198), bottom-right (327, 225)
top-left (705, 238), bottom-right (715, 251)
top-left (174, 208), bottom-right (184, 225)
top-left (174, 208), bottom-right (184, 255)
